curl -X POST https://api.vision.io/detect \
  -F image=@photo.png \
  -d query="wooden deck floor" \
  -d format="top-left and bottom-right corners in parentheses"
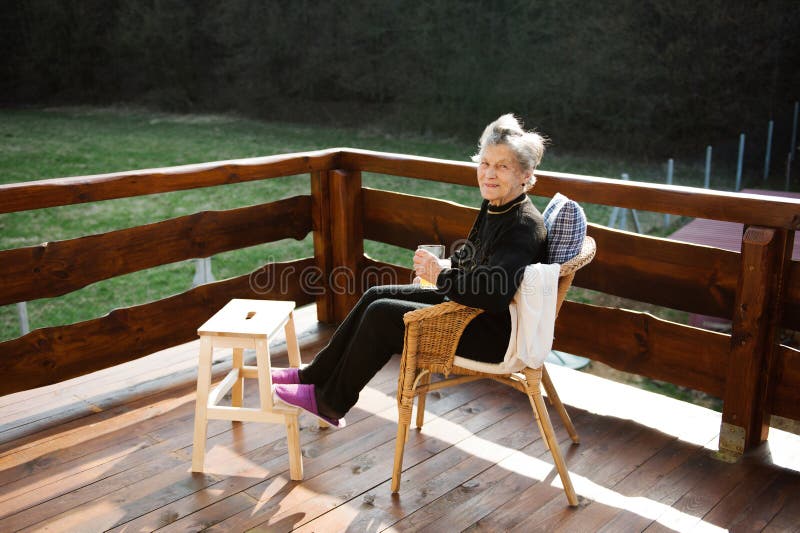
top-left (1, 305), bottom-right (799, 532)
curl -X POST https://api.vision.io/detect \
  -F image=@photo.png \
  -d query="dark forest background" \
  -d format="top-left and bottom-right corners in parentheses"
top-left (1, 0), bottom-right (798, 158)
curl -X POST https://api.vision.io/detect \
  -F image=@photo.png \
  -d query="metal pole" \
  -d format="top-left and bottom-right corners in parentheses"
top-left (630, 209), bottom-right (642, 234)
top-left (608, 206), bottom-right (620, 229)
top-left (764, 120), bottom-right (774, 180)
top-left (192, 257), bottom-right (215, 287)
top-left (787, 151), bottom-right (793, 191)
top-left (790, 101), bottom-right (799, 163)
top-left (664, 160), bottom-right (673, 227)
top-left (735, 133), bottom-right (745, 191)
top-left (704, 145), bottom-right (712, 189)
top-left (618, 173), bottom-right (629, 230)
top-left (17, 302), bottom-right (30, 335)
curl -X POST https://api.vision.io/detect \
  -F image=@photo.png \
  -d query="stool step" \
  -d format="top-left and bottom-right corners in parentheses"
top-left (206, 405), bottom-right (298, 423)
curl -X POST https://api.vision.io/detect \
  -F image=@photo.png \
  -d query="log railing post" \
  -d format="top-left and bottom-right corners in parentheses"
top-left (311, 170), bottom-right (335, 323)
top-left (720, 225), bottom-right (791, 454)
top-left (328, 169), bottom-right (365, 322)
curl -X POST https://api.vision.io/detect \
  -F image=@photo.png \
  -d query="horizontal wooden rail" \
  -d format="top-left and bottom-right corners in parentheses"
top-left (581, 224), bottom-right (740, 320)
top-left (343, 148), bottom-right (800, 230)
top-left (4, 147), bottom-right (800, 229)
top-left (0, 258), bottom-right (316, 396)
top-left (0, 149), bottom-right (338, 214)
top-left (555, 301), bottom-right (729, 398)
top-left (362, 188), bottom-right (477, 251)
top-left (0, 196), bottom-right (312, 306)
top-left (361, 256), bottom-right (414, 287)
top-left (361, 189), bottom-right (800, 326)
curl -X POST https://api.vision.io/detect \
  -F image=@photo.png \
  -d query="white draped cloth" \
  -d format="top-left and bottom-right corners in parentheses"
top-left (453, 263), bottom-right (560, 373)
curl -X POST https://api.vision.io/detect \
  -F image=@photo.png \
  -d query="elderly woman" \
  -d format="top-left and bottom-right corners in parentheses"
top-left (273, 114), bottom-right (548, 427)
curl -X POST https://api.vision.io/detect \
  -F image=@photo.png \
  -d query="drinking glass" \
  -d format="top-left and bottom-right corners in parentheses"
top-left (417, 244), bottom-right (446, 287)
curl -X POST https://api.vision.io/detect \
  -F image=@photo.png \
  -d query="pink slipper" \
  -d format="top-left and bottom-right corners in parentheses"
top-left (273, 384), bottom-right (345, 428)
top-left (271, 367), bottom-right (301, 385)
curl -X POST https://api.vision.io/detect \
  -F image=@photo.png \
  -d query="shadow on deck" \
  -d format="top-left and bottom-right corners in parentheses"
top-left (0, 304), bottom-right (798, 532)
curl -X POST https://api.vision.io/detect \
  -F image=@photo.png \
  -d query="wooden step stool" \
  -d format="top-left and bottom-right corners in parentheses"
top-left (191, 298), bottom-right (304, 480)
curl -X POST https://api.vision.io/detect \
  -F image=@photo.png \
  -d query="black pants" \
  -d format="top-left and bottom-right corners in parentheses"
top-left (299, 284), bottom-right (510, 416)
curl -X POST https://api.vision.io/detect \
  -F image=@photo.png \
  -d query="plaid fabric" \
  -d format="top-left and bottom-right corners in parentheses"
top-left (543, 193), bottom-right (587, 264)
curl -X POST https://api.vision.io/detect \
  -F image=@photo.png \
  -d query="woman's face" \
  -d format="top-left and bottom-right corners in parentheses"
top-left (477, 143), bottom-right (530, 206)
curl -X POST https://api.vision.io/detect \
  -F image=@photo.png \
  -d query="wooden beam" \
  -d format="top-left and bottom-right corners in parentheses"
top-left (362, 188), bottom-right (477, 251)
top-left (0, 149), bottom-right (339, 214)
top-left (341, 148), bottom-right (800, 230)
top-left (361, 256), bottom-right (414, 287)
top-left (311, 171), bottom-right (335, 323)
top-left (772, 344), bottom-right (800, 421)
top-left (0, 196), bottom-right (311, 306)
top-left (783, 259), bottom-right (800, 329)
top-left (580, 224), bottom-right (739, 319)
top-left (555, 301), bottom-right (729, 398)
top-left (0, 258), bottom-right (317, 396)
top-left (329, 169), bottom-right (364, 322)
top-left (721, 226), bottom-right (791, 453)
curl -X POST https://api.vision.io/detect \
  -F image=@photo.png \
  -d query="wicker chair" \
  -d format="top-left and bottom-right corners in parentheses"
top-left (391, 236), bottom-right (596, 506)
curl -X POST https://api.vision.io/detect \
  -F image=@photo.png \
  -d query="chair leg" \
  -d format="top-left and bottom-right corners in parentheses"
top-left (527, 384), bottom-right (579, 507)
top-left (192, 337), bottom-right (213, 472)
top-left (391, 420), bottom-right (410, 493)
top-left (393, 374), bottom-right (416, 493)
top-left (541, 366), bottom-right (579, 444)
top-left (415, 372), bottom-right (431, 429)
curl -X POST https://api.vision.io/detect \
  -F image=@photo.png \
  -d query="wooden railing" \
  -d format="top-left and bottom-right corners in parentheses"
top-left (1, 148), bottom-right (798, 455)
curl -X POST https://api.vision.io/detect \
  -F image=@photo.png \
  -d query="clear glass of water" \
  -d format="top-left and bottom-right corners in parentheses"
top-left (417, 244), bottom-right (446, 287)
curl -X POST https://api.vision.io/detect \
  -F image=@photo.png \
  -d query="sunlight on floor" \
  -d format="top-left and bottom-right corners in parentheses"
top-left (361, 363), bottom-right (800, 531)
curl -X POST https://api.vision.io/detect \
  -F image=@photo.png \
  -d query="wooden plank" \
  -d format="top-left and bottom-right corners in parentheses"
top-left (112, 368), bottom-right (498, 531)
top-left (638, 454), bottom-right (765, 531)
top-left (338, 148), bottom-right (477, 187)
top-left (0, 149), bottom-right (338, 214)
top-left (581, 223), bottom-right (739, 319)
top-left (0, 196), bottom-right (311, 306)
top-left (300, 397), bottom-right (577, 532)
top-left (700, 465), bottom-right (781, 530)
top-left (329, 169), bottom-right (364, 321)
top-left (311, 170), bottom-right (335, 323)
top-left (386, 411), bottom-right (618, 532)
top-left (0, 258), bottom-right (316, 396)
top-left (597, 448), bottom-right (732, 531)
top-left (770, 344), bottom-right (800, 421)
top-left (0, 334), bottom-right (379, 530)
top-left (555, 301), bottom-right (728, 397)
top-left (219, 383), bottom-right (522, 531)
top-left (558, 436), bottom-right (714, 531)
top-left (722, 226), bottom-right (789, 453)
top-left (763, 473), bottom-right (800, 532)
top-left (361, 257), bottom-right (414, 287)
top-left (709, 469), bottom-right (798, 531)
top-left (342, 148), bottom-right (800, 230)
top-left (362, 187), bottom-right (477, 251)
top-left (410, 411), bottom-right (635, 531)
top-left (783, 259), bottom-right (800, 329)
top-left (0, 415), bottom-right (274, 530)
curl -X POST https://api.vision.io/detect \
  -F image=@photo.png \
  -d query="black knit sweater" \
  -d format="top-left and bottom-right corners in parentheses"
top-left (435, 193), bottom-right (547, 362)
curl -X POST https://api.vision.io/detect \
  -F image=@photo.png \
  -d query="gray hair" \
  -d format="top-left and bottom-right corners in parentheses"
top-left (472, 114), bottom-right (548, 190)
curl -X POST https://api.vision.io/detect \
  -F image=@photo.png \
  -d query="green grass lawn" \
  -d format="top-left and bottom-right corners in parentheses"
top-left (0, 106), bottom-right (716, 342)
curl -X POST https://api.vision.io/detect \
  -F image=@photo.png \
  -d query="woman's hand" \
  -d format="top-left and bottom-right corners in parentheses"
top-left (413, 249), bottom-right (444, 285)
